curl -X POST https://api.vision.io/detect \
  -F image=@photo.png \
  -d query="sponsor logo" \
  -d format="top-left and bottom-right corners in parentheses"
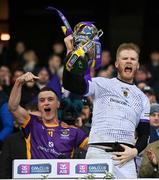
top-left (48, 141), bottom-right (54, 147)
top-left (110, 98), bottom-right (127, 105)
top-left (61, 129), bottom-right (70, 137)
top-left (88, 163), bottom-right (109, 173)
top-left (57, 162), bottom-right (70, 175)
top-left (18, 164), bottom-right (51, 174)
top-left (123, 90), bottom-right (128, 97)
top-left (75, 164), bottom-right (88, 174)
top-left (75, 163), bottom-right (109, 174)
top-left (69, 54), bottom-right (78, 66)
top-left (121, 87), bottom-right (129, 97)
top-left (18, 164), bottom-right (30, 174)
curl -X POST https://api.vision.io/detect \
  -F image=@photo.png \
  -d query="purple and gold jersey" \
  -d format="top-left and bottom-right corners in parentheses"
top-left (21, 114), bottom-right (88, 159)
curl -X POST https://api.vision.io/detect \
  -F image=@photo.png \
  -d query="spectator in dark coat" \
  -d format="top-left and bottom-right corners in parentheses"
top-left (0, 130), bottom-right (26, 179)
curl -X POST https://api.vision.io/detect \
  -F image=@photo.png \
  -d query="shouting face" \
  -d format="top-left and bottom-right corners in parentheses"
top-left (115, 49), bottom-right (139, 83)
top-left (38, 91), bottom-right (60, 123)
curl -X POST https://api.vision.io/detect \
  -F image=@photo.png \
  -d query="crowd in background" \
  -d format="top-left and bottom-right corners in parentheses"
top-left (0, 40), bottom-right (159, 178)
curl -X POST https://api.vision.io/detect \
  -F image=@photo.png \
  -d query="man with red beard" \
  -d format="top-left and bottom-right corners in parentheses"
top-left (63, 39), bottom-right (150, 178)
top-left (8, 72), bottom-right (88, 159)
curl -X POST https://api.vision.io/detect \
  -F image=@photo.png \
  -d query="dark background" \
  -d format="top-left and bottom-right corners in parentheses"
top-left (8, 0), bottom-right (159, 63)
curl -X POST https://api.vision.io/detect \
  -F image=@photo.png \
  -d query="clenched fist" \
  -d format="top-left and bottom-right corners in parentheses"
top-left (16, 72), bottom-right (39, 84)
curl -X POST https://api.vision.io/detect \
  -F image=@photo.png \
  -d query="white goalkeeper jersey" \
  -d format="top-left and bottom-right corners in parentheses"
top-left (85, 77), bottom-right (150, 145)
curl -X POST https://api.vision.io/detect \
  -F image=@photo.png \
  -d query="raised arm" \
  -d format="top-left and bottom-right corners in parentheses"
top-left (63, 35), bottom-right (89, 95)
top-left (8, 72), bottom-right (39, 125)
top-left (63, 21), bottom-right (103, 95)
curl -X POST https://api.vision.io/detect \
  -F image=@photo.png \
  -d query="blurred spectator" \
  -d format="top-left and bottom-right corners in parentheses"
top-left (46, 53), bottom-right (63, 99)
top-left (150, 50), bottom-right (159, 67)
top-left (0, 43), bottom-right (9, 66)
top-left (139, 140), bottom-right (159, 178)
top-left (57, 66), bottom-right (70, 98)
top-left (135, 65), bottom-right (151, 84)
top-left (48, 53), bottom-right (62, 74)
top-left (101, 49), bottom-right (112, 68)
top-left (10, 41), bottom-right (26, 71)
top-left (51, 40), bottom-right (65, 59)
top-left (23, 50), bottom-right (39, 72)
top-left (0, 90), bottom-right (14, 151)
top-left (80, 97), bottom-right (92, 133)
top-left (0, 65), bottom-right (11, 86)
top-left (61, 103), bottom-right (80, 126)
top-left (74, 97), bottom-right (92, 159)
top-left (59, 97), bottom-right (83, 121)
top-left (96, 49), bottom-right (113, 77)
top-left (137, 81), bottom-right (148, 91)
top-left (15, 41), bottom-right (26, 57)
top-left (97, 64), bottom-right (115, 78)
top-left (47, 73), bottom-right (62, 100)
top-left (0, 65), bottom-right (12, 96)
top-left (21, 79), bottom-right (40, 107)
top-left (149, 103), bottom-right (159, 143)
top-left (143, 86), bottom-right (157, 104)
top-left (11, 68), bottom-right (24, 85)
top-left (0, 130), bottom-right (26, 179)
top-left (35, 67), bottom-right (50, 90)
top-left (147, 51), bottom-right (159, 100)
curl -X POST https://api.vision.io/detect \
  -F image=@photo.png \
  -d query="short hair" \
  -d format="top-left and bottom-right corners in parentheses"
top-left (150, 103), bottom-right (159, 114)
top-left (116, 43), bottom-right (140, 59)
top-left (39, 87), bottom-right (59, 100)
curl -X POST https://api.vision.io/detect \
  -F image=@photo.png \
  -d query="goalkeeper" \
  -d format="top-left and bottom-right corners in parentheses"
top-left (63, 21), bottom-right (150, 178)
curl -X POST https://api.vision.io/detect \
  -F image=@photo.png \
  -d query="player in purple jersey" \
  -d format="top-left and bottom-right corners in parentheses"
top-left (8, 72), bottom-right (88, 159)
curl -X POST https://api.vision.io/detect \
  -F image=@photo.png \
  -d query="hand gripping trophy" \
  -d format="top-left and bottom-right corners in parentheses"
top-left (47, 6), bottom-right (103, 76)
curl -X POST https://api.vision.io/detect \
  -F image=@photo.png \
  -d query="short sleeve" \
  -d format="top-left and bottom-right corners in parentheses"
top-left (75, 128), bottom-right (88, 149)
top-left (21, 115), bottom-right (32, 138)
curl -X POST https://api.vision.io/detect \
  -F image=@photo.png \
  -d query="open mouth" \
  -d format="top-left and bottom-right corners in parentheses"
top-left (44, 108), bottom-right (51, 112)
top-left (124, 66), bottom-right (132, 73)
